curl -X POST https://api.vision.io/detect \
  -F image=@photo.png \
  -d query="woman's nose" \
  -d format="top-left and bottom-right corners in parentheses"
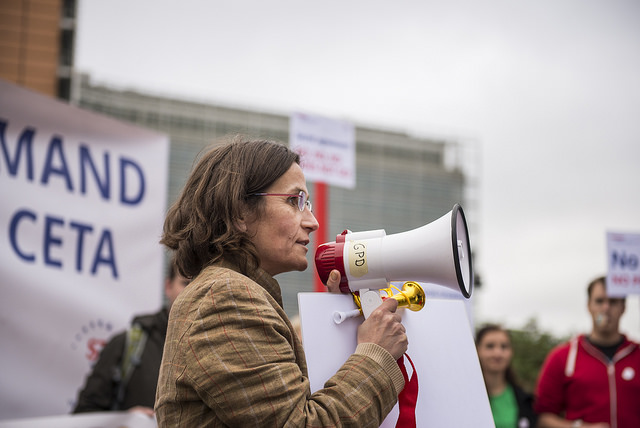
top-left (303, 209), bottom-right (319, 231)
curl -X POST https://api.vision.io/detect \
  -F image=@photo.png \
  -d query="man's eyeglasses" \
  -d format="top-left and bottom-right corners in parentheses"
top-left (248, 190), bottom-right (312, 212)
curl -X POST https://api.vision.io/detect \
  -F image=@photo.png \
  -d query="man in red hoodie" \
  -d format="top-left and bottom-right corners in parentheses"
top-left (535, 276), bottom-right (640, 428)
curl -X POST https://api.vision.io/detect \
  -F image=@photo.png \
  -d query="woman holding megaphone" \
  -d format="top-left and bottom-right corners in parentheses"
top-left (155, 136), bottom-right (407, 427)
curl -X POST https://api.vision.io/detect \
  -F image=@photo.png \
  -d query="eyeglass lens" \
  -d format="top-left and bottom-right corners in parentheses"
top-left (298, 191), bottom-right (312, 212)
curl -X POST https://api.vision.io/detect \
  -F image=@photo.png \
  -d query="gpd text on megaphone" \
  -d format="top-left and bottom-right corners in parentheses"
top-left (315, 204), bottom-right (473, 299)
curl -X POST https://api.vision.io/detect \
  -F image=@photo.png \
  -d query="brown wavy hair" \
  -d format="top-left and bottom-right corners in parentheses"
top-left (161, 135), bottom-right (300, 278)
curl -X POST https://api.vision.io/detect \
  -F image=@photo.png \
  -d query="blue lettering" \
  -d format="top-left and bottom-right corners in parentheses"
top-left (69, 221), bottom-right (93, 272)
top-left (119, 157), bottom-right (145, 205)
top-left (91, 229), bottom-right (118, 278)
top-left (44, 215), bottom-right (64, 268)
top-left (2, 121), bottom-right (147, 206)
top-left (41, 136), bottom-right (73, 191)
top-left (612, 251), bottom-right (639, 270)
top-left (80, 145), bottom-right (110, 199)
top-left (9, 209), bottom-right (36, 262)
top-left (295, 132), bottom-right (348, 149)
top-left (0, 120), bottom-right (35, 180)
top-left (7, 209), bottom-right (119, 278)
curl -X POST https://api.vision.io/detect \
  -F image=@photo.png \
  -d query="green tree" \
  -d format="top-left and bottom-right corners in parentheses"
top-left (508, 318), bottom-right (568, 392)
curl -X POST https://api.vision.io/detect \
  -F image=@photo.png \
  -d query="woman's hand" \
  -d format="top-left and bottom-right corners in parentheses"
top-left (325, 270), bottom-right (408, 358)
top-left (128, 406), bottom-right (155, 417)
top-left (357, 298), bottom-right (408, 360)
top-left (325, 269), bottom-right (342, 293)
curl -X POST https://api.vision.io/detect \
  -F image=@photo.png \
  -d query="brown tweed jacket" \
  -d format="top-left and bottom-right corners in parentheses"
top-left (155, 261), bottom-right (404, 427)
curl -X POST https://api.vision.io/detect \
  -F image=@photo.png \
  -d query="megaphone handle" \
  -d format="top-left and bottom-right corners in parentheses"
top-left (360, 289), bottom-right (383, 319)
top-left (333, 309), bottom-right (362, 324)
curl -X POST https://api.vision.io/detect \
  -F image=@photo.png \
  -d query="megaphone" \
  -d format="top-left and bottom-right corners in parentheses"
top-left (315, 204), bottom-right (473, 299)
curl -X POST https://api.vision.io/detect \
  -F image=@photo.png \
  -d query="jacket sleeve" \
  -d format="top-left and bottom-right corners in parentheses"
top-left (72, 332), bottom-right (125, 413)
top-left (176, 275), bottom-right (401, 427)
top-left (534, 345), bottom-right (567, 415)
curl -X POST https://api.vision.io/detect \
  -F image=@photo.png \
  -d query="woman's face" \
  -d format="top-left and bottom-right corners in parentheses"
top-left (244, 163), bottom-right (319, 276)
top-left (477, 330), bottom-right (512, 375)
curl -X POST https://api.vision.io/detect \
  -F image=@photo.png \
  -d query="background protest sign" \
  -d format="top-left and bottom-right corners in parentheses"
top-left (0, 79), bottom-right (169, 419)
top-left (289, 111), bottom-right (355, 189)
top-left (606, 231), bottom-right (640, 297)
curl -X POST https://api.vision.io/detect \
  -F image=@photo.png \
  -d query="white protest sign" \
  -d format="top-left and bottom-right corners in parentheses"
top-left (606, 231), bottom-right (640, 296)
top-left (298, 291), bottom-right (494, 427)
top-left (0, 412), bottom-right (157, 428)
top-left (289, 112), bottom-right (355, 188)
top-left (0, 79), bottom-right (168, 419)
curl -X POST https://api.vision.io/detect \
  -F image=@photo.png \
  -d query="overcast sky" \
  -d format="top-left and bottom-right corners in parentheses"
top-left (75, 0), bottom-right (640, 340)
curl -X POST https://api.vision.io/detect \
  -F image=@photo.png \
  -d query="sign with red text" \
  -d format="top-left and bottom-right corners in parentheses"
top-left (290, 112), bottom-right (355, 189)
top-left (0, 79), bottom-right (168, 420)
top-left (606, 231), bottom-right (640, 296)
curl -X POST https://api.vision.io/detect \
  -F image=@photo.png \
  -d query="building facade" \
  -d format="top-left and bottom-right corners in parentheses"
top-left (74, 75), bottom-right (475, 316)
top-left (0, 0), bottom-right (76, 100)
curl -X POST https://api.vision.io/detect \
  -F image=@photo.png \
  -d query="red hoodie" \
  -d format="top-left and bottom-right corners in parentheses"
top-left (535, 334), bottom-right (640, 428)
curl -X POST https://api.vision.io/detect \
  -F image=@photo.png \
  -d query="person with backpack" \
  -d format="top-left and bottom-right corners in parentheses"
top-left (534, 276), bottom-right (640, 428)
top-left (72, 259), bottom-right (188, 416)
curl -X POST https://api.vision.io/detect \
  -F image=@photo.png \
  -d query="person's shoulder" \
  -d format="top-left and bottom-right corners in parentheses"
top-left (132, 309), bottom-right (167, 331)
top-left (511, 381), bottom-right (534, 404)
top-left (620, 335), bottom-right (640, 353)
top-left (132, 311), bottom-right (161, 326)
top-left (179, 265), bottom-right (276, 318)
top-left (189, 264), bottom-right (265, 298)
top-left (105, 328), bottom-right (128, 346)
top-left (544, 336), bottom-right (579, 360)
top-left (199, 264), bottom-right (253, 285)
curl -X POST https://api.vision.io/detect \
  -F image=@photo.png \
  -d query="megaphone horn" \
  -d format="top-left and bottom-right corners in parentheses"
top-left (315, 204), bottom-right (473, 298)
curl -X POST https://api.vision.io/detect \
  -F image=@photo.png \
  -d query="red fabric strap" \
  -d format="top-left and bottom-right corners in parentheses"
top-left (396, 353), bottom-right (418, 428)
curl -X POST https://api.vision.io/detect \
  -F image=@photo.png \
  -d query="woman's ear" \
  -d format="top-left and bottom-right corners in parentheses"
top-left (235, 204), bottom-right (257, 234)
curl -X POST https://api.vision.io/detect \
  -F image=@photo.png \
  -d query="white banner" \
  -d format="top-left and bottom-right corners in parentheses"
top-left (0, 412), bottom-right (157, 428)
top-left (606, 231), bottom-right (640, 296)
top-left (289, 112), bottom-right (355, 189)
top-left (0, 79), bottom-right (169, 419)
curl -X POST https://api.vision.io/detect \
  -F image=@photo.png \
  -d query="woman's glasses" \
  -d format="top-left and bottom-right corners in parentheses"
top-left (248, 190), bottom-right (312, 212)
